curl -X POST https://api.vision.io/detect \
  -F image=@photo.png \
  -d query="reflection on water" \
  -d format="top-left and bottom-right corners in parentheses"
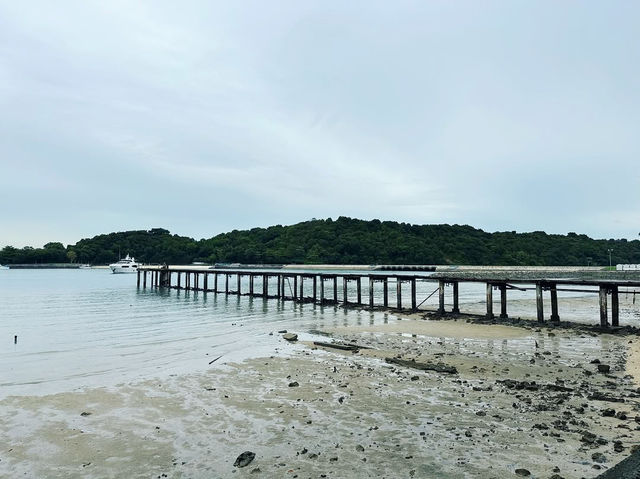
top-left (1, 269), bottom-right (638, 398)
top-left (0, 270), bottom-right (405, 397)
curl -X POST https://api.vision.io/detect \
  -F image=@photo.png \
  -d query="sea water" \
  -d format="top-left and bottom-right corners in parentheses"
top-left (1, 268), bottom-right (638, 398)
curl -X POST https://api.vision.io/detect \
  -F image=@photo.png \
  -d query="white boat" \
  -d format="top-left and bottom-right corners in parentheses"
top-left (109, 255), bottom-right (139, 274)
top-left (0, 265), bottom-right (9, 270)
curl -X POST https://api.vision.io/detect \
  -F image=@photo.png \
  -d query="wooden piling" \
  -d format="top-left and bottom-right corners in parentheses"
top-left (313, 276), bottom-right (317, 302)
top-left (213, 273), bottom-right (218, 293)
top-left (438, 280), bottom-right (445, 314)
top-left (536, 283), bottom-right (544, 323)
top-left (137, 270), bottom-right (141, 287)
top-left (293, 275), bottom-right (298, 300)
top-left (237, 274), bottom-right (241, 295)
top-left (599, 286), bottom-right (608, 327)
top-left (396, 279), bottom-right (402, 309)
top-left (299, 276), bottom-right (304, 300)
top-left (369, 278), bottom-right (374, 307)
top-left (499, 284), bottom-right (508, 319)
top-left (333, 276), bottom-right (338, 302)
top-left (452, 281), bottom-right (460, 313)
top-left (411, 278), bottom-right (417, 311)
top-left (225, 274), bottom-right (229, 294)
top-left (263, 274), bottom-right (268, 297)
top-left (203, 273), bottom-right (207, 291)
top-left (356, 277), bottom-right (362, 305)
top-left (383, 278), bottom-right (389, 307)
top-left (486, 283), bottom-right (494, 319)
top-left (343, 277), bottom-right (348, 304)
top-left (549, 283), bottom-right (559, 322)
top-left (249, 274), bottom-right (254, 295)
top-left (143, 271), bottom-right (147, 288)
top-left (612, 286), bottom-right (619, 327)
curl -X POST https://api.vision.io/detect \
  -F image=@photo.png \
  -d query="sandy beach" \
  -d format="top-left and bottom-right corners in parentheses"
top-left (2, 312), bottom-right (640, 479)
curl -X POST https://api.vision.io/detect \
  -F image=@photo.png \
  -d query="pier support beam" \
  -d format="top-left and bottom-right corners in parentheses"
top-left (396, 280), bottom-right (402, 310)
top-left (333, 277), bottom-right (338, 303)
top-left (452, 282), bottom-right (460, 313)
top-left (203, 273), bottom-right (207, 291)
top-left (263, 274), bottom-right (268, 298)
top-left (383, 278), bottom-right (389, 308)
top-left (599, 286), bottom-right (609, 327)
top-left (411, 278), bottom-right (417, 311)
top-left (343, 277), bottom-right (348, 305)
top-left (293, 276), bottom-right (298, 300)
top-left (357, 278), bottom-right (362, 305)
top-left (249, 275), bottom-right (254, 296)
top-left (237, 274), bottom-right (241, 295)
top-left (143, 271), bottom-right (148, 288)
top-left (536, 283), bottom-right (544, 323)
top-left (612, 286), bottom-right (619, 327)
top-left (213, 273), bottom-right (218, 293)
top-left (225, 274), bottom-right (229, 294)
top-left (159, 270), bottom-right (170, 288)
top-left (137, 271), bottom-right (140, 287)
top-left (320, 277), bottom-right (325, 304)
top-left (499, 284), bottom-right (508, 319)
top-left (313, 276), bottom-right (317, 302)
top-left (369, 278), bottom-right (374, 308)
top-left (550, 283), bottom-right (560, 322)
top-left (277, 275), bottom-right (282, 299)
top-left (486, 283), bottom-right (494, 319)
top-left (438, 280), bottom-right (446, 314)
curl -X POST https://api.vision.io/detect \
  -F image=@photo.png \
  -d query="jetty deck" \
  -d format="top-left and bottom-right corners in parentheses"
top-left (137, 266), bottom-right (640, 328)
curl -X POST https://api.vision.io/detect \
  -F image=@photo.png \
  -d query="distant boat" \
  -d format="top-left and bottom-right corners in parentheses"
top-left (79, 264), bottom-right (92, 269)
top-left (0, 264), bottom-right (9, 270)
top-left (109, 255), bottom-right (139, 274)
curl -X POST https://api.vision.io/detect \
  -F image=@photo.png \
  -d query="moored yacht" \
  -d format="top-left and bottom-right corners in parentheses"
top-left (109, 255), bottom-right (139, 274)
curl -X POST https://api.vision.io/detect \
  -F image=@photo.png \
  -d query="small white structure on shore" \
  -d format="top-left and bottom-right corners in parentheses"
top-left (616, 264), bottom-right (640, 271)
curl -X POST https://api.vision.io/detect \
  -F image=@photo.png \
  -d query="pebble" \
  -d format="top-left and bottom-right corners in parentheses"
top-left (233, 451), bottom-right (256, 468)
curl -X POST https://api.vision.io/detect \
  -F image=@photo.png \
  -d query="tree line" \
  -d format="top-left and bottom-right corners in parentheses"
top-left (1, 218), bottom-right (639, 266)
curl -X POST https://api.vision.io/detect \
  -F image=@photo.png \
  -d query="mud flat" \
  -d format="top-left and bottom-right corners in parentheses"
top-left (2, 315), bottom-right (640, 478)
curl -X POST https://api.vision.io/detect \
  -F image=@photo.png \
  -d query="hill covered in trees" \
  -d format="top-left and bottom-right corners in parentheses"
top-left (1, 218), bottom-right (639, 266)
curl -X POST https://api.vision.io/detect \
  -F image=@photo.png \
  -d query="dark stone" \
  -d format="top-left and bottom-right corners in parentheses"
top-left (588, 392), bottom-right (625, 403)
top-left (288, 381), bottom-right (299, 387)
top-left (592, 452), bottom-right (606, 463)
top-left (616, 411), bottom-right (628, 420)
top-left (602, 408), bottom-right (616, 417)
top-left (515, 468), bottom-right (531, 476)
top-left (234, 451), bottom-right (256, 468)
top-left (598, 364), bottom-right (611, 373)
top-left (283, 333), bottom-right (298, 341)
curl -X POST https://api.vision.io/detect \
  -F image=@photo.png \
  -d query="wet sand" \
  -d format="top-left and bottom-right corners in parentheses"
top-left (2, 315), bottom-right (640, 478)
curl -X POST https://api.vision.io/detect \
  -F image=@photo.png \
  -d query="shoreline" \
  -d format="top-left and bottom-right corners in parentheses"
top-left (2, 313), bottom-right (640, 478)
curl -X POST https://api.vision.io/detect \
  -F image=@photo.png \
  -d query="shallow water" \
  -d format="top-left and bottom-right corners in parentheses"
top-left (2, 269), bottom-right (639, 398)
top-left (0, 269), bottom-right (399, 397)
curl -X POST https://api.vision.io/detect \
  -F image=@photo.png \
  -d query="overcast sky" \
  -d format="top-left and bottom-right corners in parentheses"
top-left (1, 1), bottom-right (639, 247)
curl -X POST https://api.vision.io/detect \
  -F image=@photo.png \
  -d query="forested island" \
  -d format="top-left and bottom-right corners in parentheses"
top-left (1, 217), bottom-right (639, 266)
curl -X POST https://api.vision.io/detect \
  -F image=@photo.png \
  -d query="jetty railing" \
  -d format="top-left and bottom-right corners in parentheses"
top-left (137, 266), bottom-right (640, 328)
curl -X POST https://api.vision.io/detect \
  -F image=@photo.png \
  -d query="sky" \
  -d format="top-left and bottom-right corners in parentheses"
top-left (1, 1), bottom-right (639, 247)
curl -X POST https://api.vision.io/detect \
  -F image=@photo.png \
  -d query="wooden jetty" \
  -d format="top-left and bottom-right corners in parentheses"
top-left (137, 266), bottom-right (640, 328)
